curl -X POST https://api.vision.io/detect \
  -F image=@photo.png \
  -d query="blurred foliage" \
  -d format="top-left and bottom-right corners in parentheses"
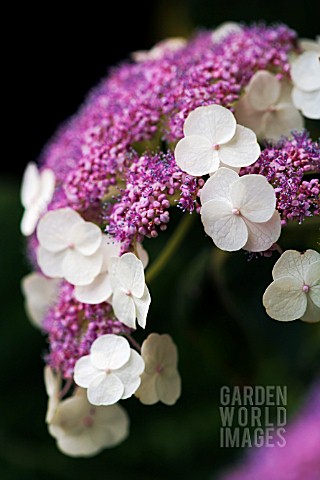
top-left (0, 177), bottom-right (319, 479)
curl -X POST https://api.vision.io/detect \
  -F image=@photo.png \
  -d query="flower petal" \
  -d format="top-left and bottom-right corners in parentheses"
top-left (39, 168), bottom-right (55, 205)
top-left (292, 87), bottom-right (320, 120)
top-left (219, 125), bottom-right (261, 168)
top-left (174, 135), bottom-right (219, 176)
top-left (74, 356), bottom-right (99, 389)
top-left (111, 289), bottom-right (136, 329)
top-left (272, 249), bottom-right (320, 281)
top-left (243, 210), bottom-right (281, 252)
top-left (21, 272), bottom-right (59, 327)
top-left (37, 208), bottom-right (83, 252)
top-left (263, 276), bottom-right (307, 321)
top-left (37, 246), bottom-right (65, 278)
top-left (301, 297), bottom-right (320, 323)
top-left (90, 334), bottom-right (131, 371)
top-left (74, 272), bottom-right (112, 304)
top-left (72, 221), bottom-right (102, 256)
top-left (87, 373), bottom-right (124, 406)
top-left (200, 167), bottom-right (239, 205)
top-left (291, 51), bottom-right (320, 91)
top-left (141, 333), bottom-right (179, 372)
top-left (112, 253), bottom-right (145, 298)
top-left (21, 162), bottom-right (40, 207)
top-left (234, 98), bottom-right (264, 136)
top-left (262, 105), bottom-right (304, 141)
top-left (21, 204), bottom-right (43, 236)
top-left (230, 174), bottom-right (276, 222)
top-left (62, 248), bottom-right (103, 286)
top-left (246, 70), bottom-right (281, 111)
top-left (156, 368), bottom-right (181, 406)
top-left (183, 104), bottom-right (237, 144)
top-left (115, 350), bottom-right (145, 399)
top-left (93, 403), bottom-right (129, 448)
top-left (134, 285), bottom-right (151, 329)
top-left (135, 373), bottom-right (158, 404)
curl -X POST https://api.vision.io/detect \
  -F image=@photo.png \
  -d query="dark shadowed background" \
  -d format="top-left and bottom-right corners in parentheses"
top-left (2, 1), bottom-right (319, 479)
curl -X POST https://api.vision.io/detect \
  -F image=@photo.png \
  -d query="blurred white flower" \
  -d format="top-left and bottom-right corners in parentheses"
top-left (200, 168), bottom-right (281, 252)
top-left (132, 37), bottom-right (186, 62)
top-left (174, 104), bottom-right (260, 176)
top-left (21, 272), bottom-right (59, 327)
top-left (37, 208), bottom-right (103, 286)
top-left (74, 334), bottom-right (144, 406)
top-left (44, 366), bottom-right (61, 423)
top-left (299, 36), bottom-right (320, 52)
top-left (263, 249), bottom-right (320, 322)
top-left (291, 41), bottom-right (320, 119)
top-left (235, 70), bottom-right (304, 141)
top-left (211, 22), bottom-right (242, 42)
top-left (135, 333), bottom-right (181, 406)
top-left (109, 252), bottom-right (151, 329)
top-left (20, 162), bottom-right (55, 236)
top-left (48, 387), bottom-right (129, 457)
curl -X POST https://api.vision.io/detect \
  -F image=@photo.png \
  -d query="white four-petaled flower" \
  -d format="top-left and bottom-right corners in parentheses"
top-left (20, 162), bottom-right (55, 236)
top-left (174, 104), bottom-right (260, 176)
top-left (135, 333), bottom-right (181, 406)
top-left (235, 70), bottom-right (304, 141)
top-left (37, 208), bottom-right (103, 286)
top-left (109, 252), bottom-right (151, 329)
top-left (48, 387), bottom-right (129, 457)
top-left (263, 249), bottom-right (320, 323)
top-left (74, 334), bottom-right (145, 406)
top-left (200, 168), bottom-right (281, 252)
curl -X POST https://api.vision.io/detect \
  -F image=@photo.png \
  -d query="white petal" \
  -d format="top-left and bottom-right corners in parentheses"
top-left (74, 272), bottom-right (112, 304)
top-left (212, 22), bottom-right (242, 42)
top-left (111, 289), bottom-right (136, 329)
top-left (309, 285), bottom-right (320, 309)
top-left (37, 246), bottom-right (65, 278)
top-left (292, 87), bottom-right (320, 120)
top-left (90, 334), bottom-right (130, 370)
top-left (141, 333), bottom-right (179, 373)
top-left (87, 372), bottom-right (124, 406)
top-left (39, 168), bottom-right (55, 205)
top-left (113, 253), bottom-right (145, 298)
top-left (37, 208), bottom-right (83, 252)
top-left (74, 356), bottom-right (99, 388)
top-left (246, 70), bottom-right (281, 111)
top-left (219, 125), bottom-right (261, 168)
top-left (62, 248), bottom-right (103, 286)
top-left (134, 285), bottom-right (151, 329)
top-left (115, 350), bottom-right (145, 399)
top-left (234, 98), bottom-right (265, 136)
top-left (135, 373), bottom-right (158, 404)
top-left (291, 51), bottom-right (320, 91)
top-left (243, 210), bottom-right (281, 252)
top-left (183, 104), bottom-right (237, 145)
top-left (301, 296), bottom-right (320, 323)
top-left (92, 403), bottom-right (129, 449)
top-left (200, 167), bottom-right (239, 205)
top-left (44, 366), bottom-right (61, 423)
top-left (72, 221), bottom-right (102, 256)
top-left (174, 135), bottom-right (219, 176)
top-left (272, 249), bottom-right (320, 281)
top-left (263, 276), bottom-right (308, 321)
top-left (20, 205), bottom-right (42, 236)
top-left (21, 162), bottom-right (40, 207)
top-left (262, 105), bottom-right (304, 141)
top-left (201, 200), bottom-right (248, 251)
top-left (136, 243), bottom-right (149, 269)
top-left (21, 272), bottom-right (59, 327)
top-left (100, 235), bottom-right (121, 272)
top-left (230, 174), bottom-right (276, 222)
top-left (156, 367), bottom-right (181, 405)
top-left (305, 260), bottom-right (320, 288)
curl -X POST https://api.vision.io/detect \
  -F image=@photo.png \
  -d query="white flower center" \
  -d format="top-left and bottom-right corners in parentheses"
top-left (232, 208), bottom-right (240, 215)
top-left (302, 284), bottom-right (310, 293)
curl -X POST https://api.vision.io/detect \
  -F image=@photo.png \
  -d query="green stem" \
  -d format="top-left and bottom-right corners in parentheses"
top-left (145, 213), bottom-right (195, 284)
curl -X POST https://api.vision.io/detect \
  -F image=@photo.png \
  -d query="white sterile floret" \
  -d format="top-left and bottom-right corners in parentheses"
top-left (290, 43), bottom-right (320, 120)
top-left (235, 70), bottom-right (304, 141)
top-left (211, 22), bottom-right (242, 43)
top-left (109, 252), bottom-right (151, 329)
top-left (21, 272), bottom-right (59, 328)
top-left (263, 249), bottom-right (320, 323)
top-left (200, 168), bottom-right (281, 252)
top-left (48, 387), bottom-right (129, 457)
top-left (44, 366), bottom-right (61, 423)
top-left (37, 208), bottom-right (103, 286)
top-left (174, 104), bottom-right (260, 176)
top-left (135, 333), bottom-right (181, 406)
top-left (132, 37), bottom-right (186, 62)
top-left (20, 162), bottom-right (55, 236)
top-left (74, 334), bottom-right (145, 406)
top-left (74, 239), bottom-right (149, 305)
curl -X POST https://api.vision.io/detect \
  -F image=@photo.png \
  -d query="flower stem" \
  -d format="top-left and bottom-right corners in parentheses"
top-left (124, 333), bottom-right (141, 352)
top-left (145, 213), bottom-right (195, 284)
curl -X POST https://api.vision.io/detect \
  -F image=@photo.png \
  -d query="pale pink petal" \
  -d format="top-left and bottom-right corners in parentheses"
top-left (219, 125), bottom-right (261, 168)
top-left (291, 51), bottom-right (320, 91)
top-left (37, 246), bottom-right (65, 278)
top-left (74, 272), bottom-right (112, 304)
top-left (174, 135), bottom-right (219, 176)
top-left (37, 208), bottom-right (83, 252)
top-left (62, 248), bottom-right (103, 286)
top-left (200, 167), bottom-right (239, 205)
top-left (230, 174), bottom-right (276, 222)
top-left (74, 356), bottom-right (99, 388)
top-left (71, 221), bottom-right (102, 256)
top-left (87, 373), bottom-right (124, 406)
top-left (135, 373), bottom-right (158, 404)
top-left (90, 334), bottom-right (130, 371)
top-left (134, 285), bottom-right (151, 329)
top-left (183, 104), bottom-right (236, 144)
top-left (272, 249), bottom-right (320, 281)
top-left (115, 350), bottom-right (145, 399)
top-left (292, 87), bottom-right (320, 120)
top-left (263, 276), bottom-right (308, 321)
top-left (243, 210), bottom-right (281, 252)
top-left (246, 70), bottom-right (281, 111)
top-left (112, 289), bottom-right (136, 329)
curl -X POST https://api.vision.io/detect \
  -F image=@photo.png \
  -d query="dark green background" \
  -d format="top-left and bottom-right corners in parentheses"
top-left (2, 1), bottom-right (319, 478)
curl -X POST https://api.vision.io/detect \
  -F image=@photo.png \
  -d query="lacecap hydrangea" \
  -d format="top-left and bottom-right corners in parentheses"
top-left (21, 22), bottom-right (320, 457)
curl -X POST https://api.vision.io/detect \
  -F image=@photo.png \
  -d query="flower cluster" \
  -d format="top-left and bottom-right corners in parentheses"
top-left (20, 22), bottom-right (319, 457)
